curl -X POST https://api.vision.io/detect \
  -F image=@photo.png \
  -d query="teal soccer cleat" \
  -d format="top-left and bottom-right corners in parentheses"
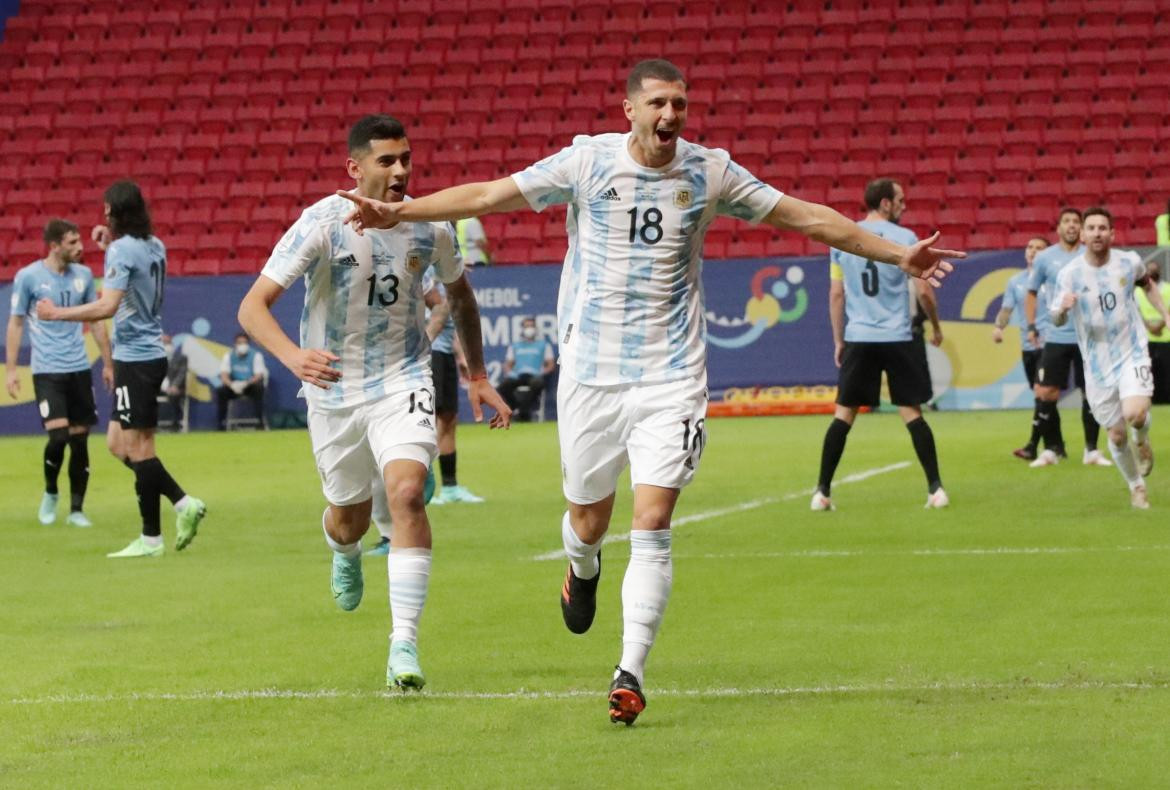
top-left (387, 641), bottom-right (425, 690)
top-left (331, 551), bottom-right (364, 611)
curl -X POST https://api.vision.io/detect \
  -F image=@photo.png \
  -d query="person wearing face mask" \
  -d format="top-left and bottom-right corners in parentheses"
top-left (216, 331), bottom-right (267, 430)
top-left (1136, 260), bottom-right (1170, 404)
top-left (498, 316), bottom-right (555, 422)
top-left (159, 334), bottom-right (188, 432)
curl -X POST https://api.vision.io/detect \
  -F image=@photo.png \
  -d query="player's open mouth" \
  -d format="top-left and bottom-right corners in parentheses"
top-left (655, 129), bottom-right (675, 143)
top-left (387, 183), bottom-right (405, 196)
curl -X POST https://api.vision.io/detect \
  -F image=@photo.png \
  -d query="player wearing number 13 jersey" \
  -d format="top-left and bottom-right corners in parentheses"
top-left (1050, 207), bottom-right (1170, 509)
top-left (336, 61), bottom-right (965, 724)
top-left (239, 115), bottom-right (510, 691)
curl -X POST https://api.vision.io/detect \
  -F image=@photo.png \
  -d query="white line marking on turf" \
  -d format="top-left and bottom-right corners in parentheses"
top-left (679, 544), bottom-right (1170, 560)
top-left (7, 678), bottom-right (1170, 706)
top-left (531, 461), bottom-right (911, 561)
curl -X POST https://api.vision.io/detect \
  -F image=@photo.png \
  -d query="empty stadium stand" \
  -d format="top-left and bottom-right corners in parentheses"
top-left (0, 0), bottom-right (1166, 278)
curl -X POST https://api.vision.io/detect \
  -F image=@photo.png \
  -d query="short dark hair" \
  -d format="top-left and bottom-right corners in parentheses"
top-left (863, 179), bottom-right (899, 211)
top-left (1082, 206), bottom-right (1112, 228)
top-left (235, 331), bottom-right (249, 342)
top-left (43, 218), bottom-right (79, 245)
top-left (104, 180), bottom-right (153, 240)
top-left (1057, 206), bottom-right (1083, 223)
top-left (348, 115), bottom-right (407, 156)
top-left (626, 59), bottom-right (687, 96)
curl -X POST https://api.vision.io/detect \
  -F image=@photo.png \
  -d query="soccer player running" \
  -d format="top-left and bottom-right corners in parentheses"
top-left (337, 60), bottom-right (963, 724)
top-left (992, 236), bottom-right (1051, 460)
top-left (811, 179), bottom-right (948, 512)
top-left (7, 219), bottom-right (113, 527)
top-left (1025, 208), bottom-right (1111, 468)
top-left (238, 115), bottom-right (510, 690)
top-left (35, 182), bottom-right (207, 557)
top-left (1049, 207), bottom-right (1170, 508)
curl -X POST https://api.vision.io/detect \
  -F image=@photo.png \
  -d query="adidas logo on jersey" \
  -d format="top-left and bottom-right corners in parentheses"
top-left (334, 254), bottom-right (358, 267)
top-left (595, 187), bottom-right (621, 202)
top-left (417, 417), bottom-right (433, 428)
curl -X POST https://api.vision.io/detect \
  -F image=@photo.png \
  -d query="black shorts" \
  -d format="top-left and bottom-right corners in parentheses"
top-left (431, 350), bottom-right (458, 415)
top-left (32, 370), bottom-right (98, 427)
top-left (111, 358), bottom-right (168, 429)
top-left (1037, 342), bottom-right (1085, 391)
top-left (836, 340), bottom-right (932, 408)
top-left (1021, 349), bottom-right (1042, 389)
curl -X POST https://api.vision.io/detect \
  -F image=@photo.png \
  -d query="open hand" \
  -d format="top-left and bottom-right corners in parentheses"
top-left (283, 348), bottom-right (341, 390)
top-left (334, 191), bottom-right (402, 235)
top-left (5, 369), bottom-right (20, 399)
top-left (467, 377), bottom-right (512, 429)
top-left (898, 231), bottom-right (966, 288)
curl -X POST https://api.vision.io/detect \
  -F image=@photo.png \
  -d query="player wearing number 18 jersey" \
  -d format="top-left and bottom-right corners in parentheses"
top-left (238, 115), bottom-right (510, 690)
top-left (337, 60), bottom-right (964, 724)
top-left (1050, 207), bottom-right (1170, 509)
top-left (35, 181), bottom-right (207, 558)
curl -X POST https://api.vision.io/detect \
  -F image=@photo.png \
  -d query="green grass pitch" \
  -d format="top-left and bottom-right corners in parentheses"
top-left (3, 409), bottom-right (1170, 787)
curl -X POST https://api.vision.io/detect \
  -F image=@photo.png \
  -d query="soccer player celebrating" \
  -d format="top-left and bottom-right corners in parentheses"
top-left (811, 179), bottom-right (947, 512)
top-left (337, 61), bottom-right (964, 724)
top-left (992, 236), bottom-right (1051, 460)
top-left (1049, 207), bottom-right (1170, 508)
top-left (1025, 208), bottom-right (1111, 467)
top-left (36, 182), bottom-right (207, 556)
top-left (238, 115), bottom-right (510, 690)
top-left (7, 219), bottom-right (112, 527)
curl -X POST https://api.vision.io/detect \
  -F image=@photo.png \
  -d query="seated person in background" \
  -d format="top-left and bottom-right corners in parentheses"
top-left (217, 331), bottom-right (267, 430)
top-left (499, 316), bottom-right (555, 422)
top-left (160, 334), bottom-right (188, 431)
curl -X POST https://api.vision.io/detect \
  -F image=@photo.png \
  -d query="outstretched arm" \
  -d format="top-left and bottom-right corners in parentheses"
top-left (238, 275), bottom-right (340, 390)
top-left (444, 273), bottom-right (511, 428)
top-left (337, 177), bottom-right (531, 232)
top-left (762, 196), bottom-right (964, 286)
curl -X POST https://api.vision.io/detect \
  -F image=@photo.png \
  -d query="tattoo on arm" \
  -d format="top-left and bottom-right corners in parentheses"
top-left (448, 281), bottom-right (485, 375)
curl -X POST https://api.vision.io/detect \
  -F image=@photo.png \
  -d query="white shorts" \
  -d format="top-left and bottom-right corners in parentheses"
top-left (557, 374), bottom-right (708, 505)
top-left (1086, 357), bottom-right (1154, 429)
top-left (307, 388), bottom-right (438, 506)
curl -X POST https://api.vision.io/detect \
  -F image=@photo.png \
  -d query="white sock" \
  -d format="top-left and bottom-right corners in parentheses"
top-left (371, 486), bottom-right (392, 539)
top-left (142, 534), bottom-right (163, 547)
top-left (561, 511), bottom-right (601, 580)
top-left (1134, 412), bottom-right (1151, 444)
top-left (1108, 438), bottom-right (1143, 490)
top-left (388, 547), bottom-right (431, 645)
top-left (619, 530), bottom-right (672, 686)
top-left (174, 495), bottom-right (190, 512)
top-left (321, 509), bottom-right (360, 558)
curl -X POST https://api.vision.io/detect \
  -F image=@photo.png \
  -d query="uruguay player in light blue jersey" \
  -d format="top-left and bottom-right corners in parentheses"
top-left (992, 236), bottom-right (1050, 459)
top-left (337, 60), bottom-right (965, 724)
top-left (238, 115), bottom-right (510, 691)
top-left (499, 315), bottom-right (555, 422)
top-left (1050, 207), bottom-right (1170, 508)
top-left (425, 275), bottom-right (487, 505)
top-left (36, 182), bottom-right (206, 558)
top-left (813, 179), bottom-right (948, 513)
top-left (6, 219), bottom-right (112, 527)
top-left (1024, 208), bottom-right (1110, 468)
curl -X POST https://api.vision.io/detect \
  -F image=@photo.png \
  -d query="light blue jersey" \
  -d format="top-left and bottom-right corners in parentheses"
top-left (508, 338), bottom-right (553, 376)
top-left (1002, 269), bottom-right (1048, 352)
top-left (512, 133), bottom-right (782, 386)
top-left (262, 193), bottom-right (462, 410)
top-left (1028, 243), bottom-right (1085, 345)
top-left (103, 236), bottom-right (167, 362)
top-left (428, 280), bottom-right (456, 354)
top-left (9, 260), bottom-right (96, 373)
top-left (831, 219), bottom-right (918, 342)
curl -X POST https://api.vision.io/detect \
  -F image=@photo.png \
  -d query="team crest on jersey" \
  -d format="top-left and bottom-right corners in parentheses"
top-left (73, 278), bottom-right (85, 293)
top-left (674, 188), bottom-right (693, 209)
top-left (405, 250), bottom-right (424, 273)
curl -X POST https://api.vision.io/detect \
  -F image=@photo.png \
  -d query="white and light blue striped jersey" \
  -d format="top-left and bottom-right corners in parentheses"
top-left (511, 133), bottom-right (782, 386)
top-left (1001, 268), bottom-right (1048, 352)
top-left (262, 193), bottom-right (462, 411)
top-left (830, 219), bottom-right (918, 343)
top-left (103, 236), bottom-right (167, 362)
top-left (9, 260), bottom-right (96, 373)
top-left (1028, 243), bottom-right (1085, 345)
top-left (1050, 249), bottom-right (1150, 389)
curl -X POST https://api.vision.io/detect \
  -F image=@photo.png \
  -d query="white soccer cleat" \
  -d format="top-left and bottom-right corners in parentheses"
top-left (1082, 449), bottom-right (1113, 467)
top-left (1131, 484), bottom-right (1150, 510)
top-left (1135, 439), bottom-right (1154, 478)
top-left (1029, 449), bottom-right (1061, 468)
top-left (809, 491), bottom-right (834, 511)
top-left (924, 488), bottom-right (950, 509)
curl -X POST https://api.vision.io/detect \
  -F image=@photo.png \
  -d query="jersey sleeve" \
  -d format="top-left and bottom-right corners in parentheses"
top-left (261, 213), bottom-right (329, 289)
top-left (1049, 267), bottom-right (1074, 321)
top-left (714, 159), bottom-right (783, 225)
top-left (10, 269), bottom-right (32, 315)
top-left (1001, 278), bottom-right (1019, 311)
top-left (431, 223), bottom-right (464, 284)
top-left (511, 143), bottom-right (581, 213)
top-left (1027, 257), bottom-right (1045, 292)
top-left (82, 270), bottom-right (97, 304)
top-left (103, 244), bottom-right (133, 291)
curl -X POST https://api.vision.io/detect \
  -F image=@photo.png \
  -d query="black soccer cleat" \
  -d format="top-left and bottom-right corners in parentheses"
top-left (560, 552), bottom-right (600, 634)
top-left (608, 666), bottom-right (646, 726)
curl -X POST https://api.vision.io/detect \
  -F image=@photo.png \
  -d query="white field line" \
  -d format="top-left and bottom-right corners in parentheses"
top-left (7, 678), bottom-right (1170, 706)
top-left (531, 461), bottom-right (912, 561)
top-left (679, 544), bottom-right (1170, 560)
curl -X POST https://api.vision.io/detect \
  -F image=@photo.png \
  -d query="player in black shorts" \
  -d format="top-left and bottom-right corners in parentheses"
top-left (6, 219), bottom-right (113, 527)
